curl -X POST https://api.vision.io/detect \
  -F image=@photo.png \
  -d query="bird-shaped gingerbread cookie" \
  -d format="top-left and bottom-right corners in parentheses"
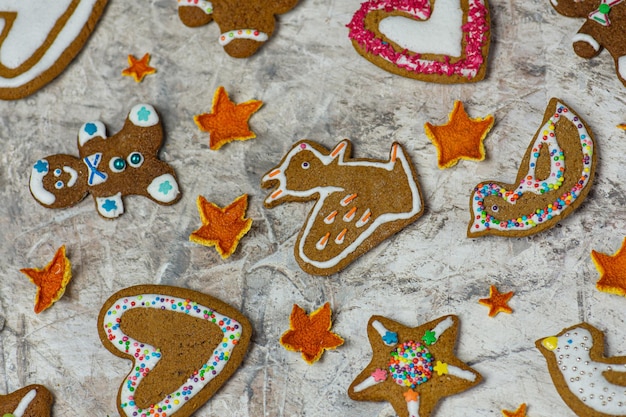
top-left (261, 140), bottom-right (424, 276)
top-left (537, 322), bottom-right (626, 417)
top-left (177, 0), bottom-right (299, 58)
top-left (550, 0), bottom-right (626, 87)
top-left (468, 98), bottom-right (596, 237)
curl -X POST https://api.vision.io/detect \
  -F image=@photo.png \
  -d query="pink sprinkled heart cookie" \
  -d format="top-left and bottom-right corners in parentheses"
top-left (98, 285), bottom-right (252, 417)
top-left (0, 0), bottom-right (108, 99)
top-left (347, 0), bottom-right (491, 83)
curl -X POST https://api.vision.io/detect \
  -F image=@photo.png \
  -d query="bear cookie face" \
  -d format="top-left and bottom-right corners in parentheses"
top-left (177, 0), bottom-right (299, 58)
top-left (29, 104), bottom-right (181, 219)
top-left (550, 0), bottom-right (626, 87)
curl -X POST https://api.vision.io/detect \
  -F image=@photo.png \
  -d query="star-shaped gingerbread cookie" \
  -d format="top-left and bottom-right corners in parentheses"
top-left (348, 315), bottom-right (481, 417)
top-left (424, 101), bottom-right (494, 169)
top-left (592, 237), bottom-right (626, 297)
top-left (122, 53), bottom-right (156, 82)
top-left (478, 285), bottom-right (514, 317)
top-left (502, 403), bottom-right (527, 417)
top-left (194, 86), bottom-right (263, 150)
top-left (189, 194), bottom-right (253, 258)
top-left (280, 303), bottom-right (344, 364)
top-left (20, 245), bottom-right (72, 314)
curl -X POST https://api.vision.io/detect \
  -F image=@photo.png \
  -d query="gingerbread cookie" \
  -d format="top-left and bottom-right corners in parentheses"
top-left (29, 104), bottom-right (181, 219)
top-left (551, 0), bottom-right (626, 87)
top-left (592, 237), bottom-right (626, 297)
top-left (0, 1), bottom-right (108, 99)
top-left (261, 140), bottom-right (424, 276)
top-left (537, 322), bottom-right (626, 417)
top-left (346, 0), bottom-right (491, 83)
top-left (0, 385), bottom-right (53, 417)
top-left (98, 285), bottom-right (252, 417)
top-left (177, 0), bottom-right (299, 58)
top-left (348, 315), bottom-right (481, 417)
top-left (468, 98), bottom-right (596, 238)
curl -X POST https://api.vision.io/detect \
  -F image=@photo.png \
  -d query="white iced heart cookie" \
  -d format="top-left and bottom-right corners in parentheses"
top-left (0, 0), bottom-right (108, 99)
top-left (347, 0), bottom-right (491, 83)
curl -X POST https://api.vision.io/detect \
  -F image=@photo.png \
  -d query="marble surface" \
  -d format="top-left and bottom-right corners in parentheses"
top-left (1, 0), bottom-right (626, 416)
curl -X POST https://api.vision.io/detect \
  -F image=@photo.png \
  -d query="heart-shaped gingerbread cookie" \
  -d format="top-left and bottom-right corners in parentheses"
top-left (347, 0), bottom-right (491, 83)
top-left (0, 0), bottom-right (108, 100)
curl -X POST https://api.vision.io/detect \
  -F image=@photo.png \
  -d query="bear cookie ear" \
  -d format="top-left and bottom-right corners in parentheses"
top-left (29, 154), bottom-right (89, 209)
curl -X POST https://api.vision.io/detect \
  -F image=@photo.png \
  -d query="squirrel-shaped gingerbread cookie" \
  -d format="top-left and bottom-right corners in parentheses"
top-left (177, 0), bottom-right (299, 58)
top-left (29, 104), bottom-right (181, 219)
top-left (551, 0), bottom-right (626, 86)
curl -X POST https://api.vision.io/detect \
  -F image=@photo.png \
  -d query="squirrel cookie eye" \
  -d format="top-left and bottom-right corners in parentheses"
top-left (127, 152), bottom-right (144, 168)
top-left (301, 162), bottom-right (310, 169)
top-left (109, 157), bottom-right (126, 173)
top-left (55, 181), bottom-right (64, 189)
top-left (491, 205), bottom-right (499, 212)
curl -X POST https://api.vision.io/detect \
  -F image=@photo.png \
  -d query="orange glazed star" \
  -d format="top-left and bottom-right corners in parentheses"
top-left (592, 237), bottom-right (626, 297)
top-left (194, 86), bottom-right (263, 150)
top-left (122, 53), bottom-right (156, 82)
top-left (280, 303), bottom-right (344, 364)
top-left (502, 403), bottom-right (527, 417)
top-left (424, 101), bottom-right (494, 169)
top-left (20, 245), bottom-right (72, 314)
top-left (479, 285), bottom-right (514, 317)
top-left (189, 194), bottom-right (253, 259)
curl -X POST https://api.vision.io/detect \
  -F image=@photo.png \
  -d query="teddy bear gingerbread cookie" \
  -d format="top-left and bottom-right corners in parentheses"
top-left (551, 0), bottom-right (626, 87)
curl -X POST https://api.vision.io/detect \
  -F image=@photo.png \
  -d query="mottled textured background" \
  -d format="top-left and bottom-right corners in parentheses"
top-left (1, 0), bottom-right (626, 416)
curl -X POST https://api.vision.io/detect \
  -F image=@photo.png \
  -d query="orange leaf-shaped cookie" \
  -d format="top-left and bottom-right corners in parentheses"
top-left (20, 245), bottom-right (72, 314)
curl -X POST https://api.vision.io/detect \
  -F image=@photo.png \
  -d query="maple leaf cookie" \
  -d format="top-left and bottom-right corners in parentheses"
top-left (347, 0), bottom-right (491, 83)
top-left (98, 285), bottom-right (252, 417)
top-left (261, 140), bottom-right (424, 276)
top-left (468, 98), bottom-right (596, 238)
top-left (0, 1), bottom-right (109, 99)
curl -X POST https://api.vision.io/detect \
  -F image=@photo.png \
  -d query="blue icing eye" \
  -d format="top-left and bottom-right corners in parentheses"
top-left (55, 181), bottom-right (64, 189)
top-left (34, 160), bottom-right (48, 173)
top-left (84, 122), bottom-right (98, 135)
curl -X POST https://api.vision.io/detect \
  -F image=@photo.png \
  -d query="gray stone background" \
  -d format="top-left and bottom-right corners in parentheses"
top-left (1, 0), bottom-right (626, 416)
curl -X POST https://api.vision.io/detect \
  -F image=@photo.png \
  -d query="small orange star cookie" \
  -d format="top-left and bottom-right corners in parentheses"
top-left (502, 403), bottom-right (527, 417)
top-left (479, 285), bottom-right (514, 317)
top-left (424, 101), bottom-right (494, 169)
top-left (280, 302), bottom-right (344, 364)
top-left (20, 245), bottom-right (72, 314)
top-left (617, 123), bottom-right (626, 130)
top-left (194, 86), bottom-right (263, 150)
top-left (592, 237), bottom-right (626, 297)
top-left (121, 53), bottom-right (156, 82)
top-left (189, 194), bottom-right (253, 259)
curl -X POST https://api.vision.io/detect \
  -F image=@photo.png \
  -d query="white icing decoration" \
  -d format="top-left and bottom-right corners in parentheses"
top-left (407, 396), bottom-right (419, 417)
top-left (102, 293), bottom-right (243, 417)
top-left (343, 208), bottom-right (356, 222)
top-left (618, 55), bottom-right (626, 80)
top-left (379, 0), bottom-right (463, 57)
top-left (550, 0), bottom-right (559, 6)
top-left (262, 141), bottom-right (422, 270)
top-left (340, 194), bottom-right (356, 206)
top-left (96, 192), bottom-right (123, 218)
top-left (78, 120), bottom-right (107, 147)
top-left (430, 316), bottom-right (454, 342)
top-left (572, 33), bottom-right (600, 51)
top-left (372, 320), bottom-right (396, 346)
top-left (12, 388), bottom-right (37, 417)
top-left (0, 0), bottom-right (102, 88)
top-left (323, 211), bottom-right (337, 224)
top-left (30, 159), bottom-right (56, 205)
top-left (335, 229), bottom-right (346, 244)
top-left (353, 375), bottom-right (383, 393)
top-left (355, 209), bottom-right (371, 228)
top-left (129, 104), bottom-right (159, 127)
top-left (63, 166), bottom-right (78, 187)
top-left (147, 173), bottom-right (180, 203)
top-left (177, 0), bottom-right (213, 14)
top-left (316, 234), bottom-right (329, 250)
top-left (446, 365), bottom-right (477, 381)
top-left (218, 29), bottom-right (268, 46)
top-left (543, 327), bottom-right (626, 414)
top-left (83, 152), bottom-right (107, 186)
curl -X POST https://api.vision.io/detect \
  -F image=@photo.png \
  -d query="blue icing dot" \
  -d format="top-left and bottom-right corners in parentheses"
top-left (382, 331), bottom-right (398, 345)
top-left (84, 122), bottom-right (98, 135)
top-left (34, 160), bottom-right (49, 173)
top-left (158, 180), bottom-right (173, 194)
top-left (137, 106), bottom-right (151, 122)
top-left (102, 199), bottom-right (118, 212)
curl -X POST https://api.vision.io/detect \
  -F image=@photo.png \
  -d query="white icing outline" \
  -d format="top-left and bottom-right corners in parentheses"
top-left (96, 192), bottom-right (123, 218)
top-left (12, 388), bottom-right (37, 417)
top-left (29, 159), bottom-right (56, 205)
top-left (572, 33), bottom-right (600, 51)
top-left (78, 120), bottom-right (107, 147)
top-left (129, 104), bottom-right (159, 127)
top-left (218, 29), bottom-right (268, 46)
top-left (147, 173), bottom-right (180, 203)
top-left (177, 0), bottom-right (213, 14)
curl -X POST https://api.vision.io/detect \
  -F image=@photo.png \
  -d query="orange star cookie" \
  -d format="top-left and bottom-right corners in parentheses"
top-left (121, 53), bottom-right (156, 82)
top-left (592, 237), bottom-right (626, 297)
top-left (189, 194), bottom-right (253, 259)
top-left (617, 123), bottom-right (626, 130)
top-left (194, 86), bottom-right (263, 150)
top-left (502, 403), bottom-right (527, 417)
top-left (424, 101), bottom-right (494, 169)
top-left (479, 285), bottom-right (514, 317)
top-left (280, 302), bottom-right (344, 364)
top-left (20, 245), bottom-right (72, 314)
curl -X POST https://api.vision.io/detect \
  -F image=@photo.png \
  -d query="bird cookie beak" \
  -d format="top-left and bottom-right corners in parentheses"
top-left (542, 336), bottom-right (558, 351)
